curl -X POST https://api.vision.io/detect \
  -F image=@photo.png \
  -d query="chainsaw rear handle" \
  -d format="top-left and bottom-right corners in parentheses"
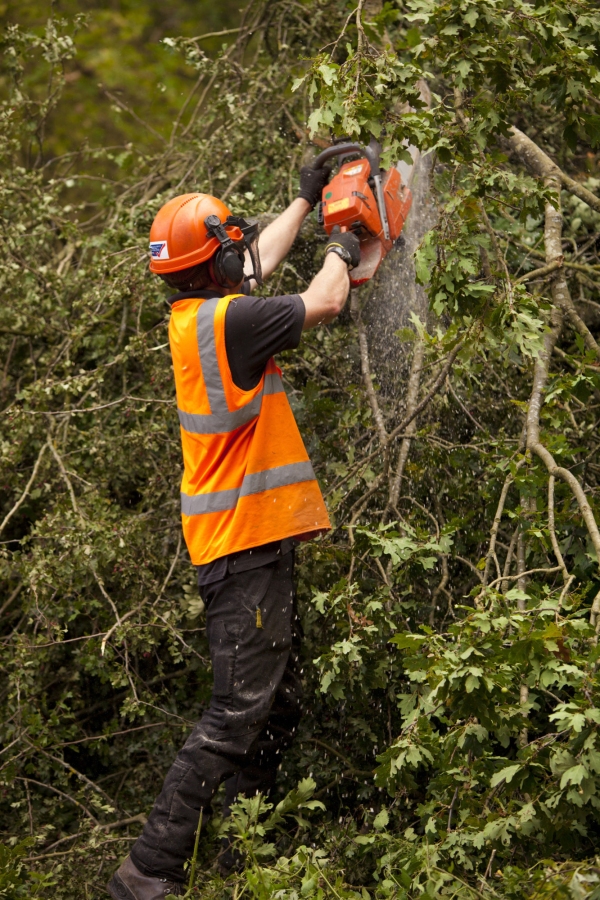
top-left (311, 140), bottom-right (380, 175)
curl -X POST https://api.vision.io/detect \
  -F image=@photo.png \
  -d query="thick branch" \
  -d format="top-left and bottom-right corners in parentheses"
top-left (507, 126), bottom-right (600, 215)
top-left (529, 442), bottom-right (600, 570)
top-left (514, 259), bottom-right (563, 284)
top-left (561, 296), bottom-right (600, 357)
top-left (507, 128), bottom-right (600, 357)
top-left (509, 143), bottom-right (600, 574)
top-left (591, 590), bottom-right (600, 632)
top-left (526, 299), bottom-right (600, 572)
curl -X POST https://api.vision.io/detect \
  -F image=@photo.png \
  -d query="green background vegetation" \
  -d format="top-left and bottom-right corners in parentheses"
top-left (0, 0), bottom-right (241, 155)
top-left (1, 1), bottom-right (600, 898)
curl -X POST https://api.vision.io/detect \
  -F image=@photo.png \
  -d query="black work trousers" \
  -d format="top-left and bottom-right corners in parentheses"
top-left (130, 551), bottom-right (302, 882)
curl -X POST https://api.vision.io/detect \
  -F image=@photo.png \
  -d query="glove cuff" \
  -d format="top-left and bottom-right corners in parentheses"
top-left (297, 190), bottom-right (318, 209)
top-left (326, 243), bottom-right (354, 269)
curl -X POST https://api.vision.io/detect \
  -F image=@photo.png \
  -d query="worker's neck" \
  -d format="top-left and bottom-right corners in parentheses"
top-left (208, 281), bottom-right (244, 296)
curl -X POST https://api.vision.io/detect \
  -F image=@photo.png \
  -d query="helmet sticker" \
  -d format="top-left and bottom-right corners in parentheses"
top-left (149, 241), bottom-right (169, 260)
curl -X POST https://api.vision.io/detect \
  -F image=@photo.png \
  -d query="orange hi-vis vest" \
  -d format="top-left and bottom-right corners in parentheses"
top-left (169, 293), bottom-right (331, 565)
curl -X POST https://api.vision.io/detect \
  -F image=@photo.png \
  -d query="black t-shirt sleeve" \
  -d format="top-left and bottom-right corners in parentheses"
top-left (225, 294), bottom-right (305, 391)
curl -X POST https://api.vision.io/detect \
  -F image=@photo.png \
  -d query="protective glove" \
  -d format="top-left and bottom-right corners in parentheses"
top-left (297, 165), bottom-right (332, 209)
top-left (325, 231), bottom-right (361, 270)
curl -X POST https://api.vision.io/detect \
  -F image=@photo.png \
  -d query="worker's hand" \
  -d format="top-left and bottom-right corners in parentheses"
top-left (297, 165), bottom-right (332, 210)
top-left (325, 232), bottom-right (361, 270)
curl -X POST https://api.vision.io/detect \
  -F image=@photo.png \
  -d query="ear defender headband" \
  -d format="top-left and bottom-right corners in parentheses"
top-left (204, 214), bottom-right (263, 289)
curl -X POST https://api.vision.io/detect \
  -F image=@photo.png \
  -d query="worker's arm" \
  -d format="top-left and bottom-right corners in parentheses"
top-left (245, 198), bottom-right (311, 287)
top-left (300, 252), bottom-right (350, 330)
top-left (245, 166), bottom-right (331, 288)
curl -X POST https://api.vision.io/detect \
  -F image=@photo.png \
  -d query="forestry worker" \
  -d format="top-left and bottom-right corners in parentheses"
top-left (107, 167), bottom-right (360, 900)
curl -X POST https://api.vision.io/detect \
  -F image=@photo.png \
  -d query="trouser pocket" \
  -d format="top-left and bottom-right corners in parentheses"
top-left (206, 564), bottom-right (275, 706)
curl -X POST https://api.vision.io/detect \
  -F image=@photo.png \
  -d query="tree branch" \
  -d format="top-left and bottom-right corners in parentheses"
top-left (523, 182), bottom-right (600, 573)
top-left (514, 259), bottom-right (564, 284)
top-left (507, 128), bottom-right (600, 357)
top-left (507, 126), bottom-right (600, 215)
top-left (47, 438), bottom-right (86, 521)
top-left (350, 290), bottom-right (388, 448)
top-left (387, 338), bottom-right (425, 512)
top-left (483, 468), bottom-right (520, 586)
top-left (0, 443), bottom-right (48, 536)
top-left (547, 475), bottom-right (569, 583)
top-left (387, 341), bottom-right (464, 444)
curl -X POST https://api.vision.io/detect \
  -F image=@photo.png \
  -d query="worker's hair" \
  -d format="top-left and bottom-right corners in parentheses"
top-left (159, 261), bottom-right (212, 292)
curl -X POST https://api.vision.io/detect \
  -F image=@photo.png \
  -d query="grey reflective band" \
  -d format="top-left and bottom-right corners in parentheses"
top-left (178, 394), bottom-right (262, 435)
top-left (264, 372), bottom-right (284, 394)
top-left (196, 297), bottom-right (228, 416)
top-left (181, 460), bottom-right (316, 517)
top-left (177, 299), bottom-right (285, 435)
top-left (240, 461), bottom-right (315, 498)
top-left (177, 375), bottom-right (284, 434)
top-left (181, 487), bottom-right (240, 516)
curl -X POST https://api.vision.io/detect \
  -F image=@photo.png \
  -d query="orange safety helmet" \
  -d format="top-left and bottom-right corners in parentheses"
top-left (149, 193), bottom-right (244, 275)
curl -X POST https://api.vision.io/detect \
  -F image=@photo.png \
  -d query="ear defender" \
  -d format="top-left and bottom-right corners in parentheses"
top-left (213, 244), bottom-right (245, 288)
top-left (205, 214), bottom-right (246, 289)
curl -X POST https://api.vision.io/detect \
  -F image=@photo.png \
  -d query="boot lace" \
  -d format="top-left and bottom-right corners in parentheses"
top-left (158, 877), bottom-right (183, 897)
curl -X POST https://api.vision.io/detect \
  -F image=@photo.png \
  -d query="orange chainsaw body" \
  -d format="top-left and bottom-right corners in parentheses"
top-left (319, 149), bottom-right (413, 286)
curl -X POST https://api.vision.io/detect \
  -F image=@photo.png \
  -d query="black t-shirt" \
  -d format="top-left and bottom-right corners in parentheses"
top-left (168, 285), bottom-right (306, 585)
top-left (168, 284), bottom-right (305, 391)
top-left (226, 286), bottom-right (305, 390)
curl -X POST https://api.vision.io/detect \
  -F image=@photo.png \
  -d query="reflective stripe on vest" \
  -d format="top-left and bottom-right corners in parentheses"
top-left (181, 460), bottom-right (316, 515)
top-left (178, 372), bottom-right (284, 434)
top-left (177, 296), bottom-right (285, 434)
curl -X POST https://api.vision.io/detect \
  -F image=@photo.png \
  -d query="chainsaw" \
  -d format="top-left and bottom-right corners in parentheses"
top-left (312, 139), bottom-right (413, 287)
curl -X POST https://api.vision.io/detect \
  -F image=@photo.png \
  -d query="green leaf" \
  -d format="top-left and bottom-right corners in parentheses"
top-left (490, 764), bottom-right (522, 788)
top-left (390, 633), bottom-right (427, 649)
top-left (581, 114), bottom-right (600, 148)
top-left (291, 76), bottom-right (306, 93)
top-left (560, 764), bottom-right (589, 788)
top-left (373, 809), bottom-right (389, 830)
top-left (455, 59), bottom-right (472, 80)
top-left (317, 63), bottom-right (338, 85)
top-left (405, 27), bottom-right (421, 47)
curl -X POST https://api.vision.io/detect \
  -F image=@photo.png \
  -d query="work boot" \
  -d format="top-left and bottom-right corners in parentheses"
top-left (107, 855), bottom-right (184, 900)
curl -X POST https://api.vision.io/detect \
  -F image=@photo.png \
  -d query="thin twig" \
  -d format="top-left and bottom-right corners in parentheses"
top-left (447, 379), bottom-right (485, 431)
top-left (15, 777), bottom-right (99, 824)
top-left (0, 443), bottom-right (48, 536)
top-left (350, 290), bottom-right (388, 447)
top-left (547, 475), bottom-right (569, 583)
top-left (47, 439), bottom-right (85, 521)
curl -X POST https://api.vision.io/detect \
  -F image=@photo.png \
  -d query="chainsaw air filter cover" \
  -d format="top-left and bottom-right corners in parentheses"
top-left (321, 158), bottom-right (382, 237)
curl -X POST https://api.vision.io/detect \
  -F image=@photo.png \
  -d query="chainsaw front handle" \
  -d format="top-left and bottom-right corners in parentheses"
top-left (311, 140), bottom-right (380, 175)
